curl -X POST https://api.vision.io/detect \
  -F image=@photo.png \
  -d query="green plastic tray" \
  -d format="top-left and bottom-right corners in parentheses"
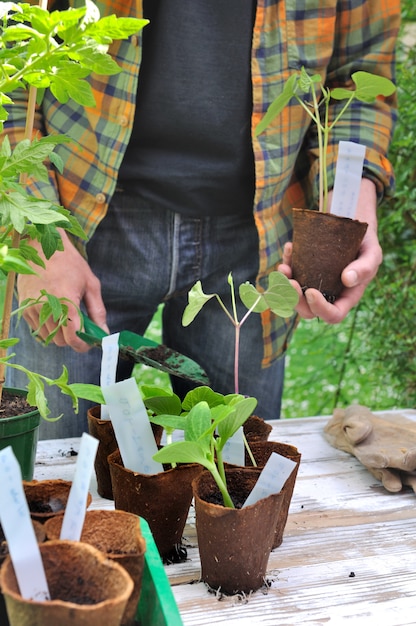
top-left (136, 518), bottom-right (184, 626)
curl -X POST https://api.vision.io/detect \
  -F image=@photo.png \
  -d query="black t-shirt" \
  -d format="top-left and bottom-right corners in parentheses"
top-left (117, 0), bottom-right (256, 217)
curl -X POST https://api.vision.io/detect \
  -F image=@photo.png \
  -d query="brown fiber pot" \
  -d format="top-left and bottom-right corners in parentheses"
top-left (44, 510), bottom-right (145, 626)
top-left (0, 521), bottom-right (46, 626)
top-left (23, 479), bottom-right (92, 524)
top-left (0, 540), bottom-right (133, 626)
top-left (292, 208), bottom-right (368, 301)
top-left (87, 406), bottom-right (164, 501)
top-left (193, 468), bottom-right (284, 595)
top-left (243, 415), bottom-right (272, 442)
top-left (245, 440), bottom-right (301, 548)
top-left (108, 448), bottom-right (202, 560)
top-left (87, 405), bottom-right (117, 500)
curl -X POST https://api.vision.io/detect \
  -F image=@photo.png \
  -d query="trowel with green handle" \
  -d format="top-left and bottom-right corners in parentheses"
top-left (76, 313), bottom-right (210, 385)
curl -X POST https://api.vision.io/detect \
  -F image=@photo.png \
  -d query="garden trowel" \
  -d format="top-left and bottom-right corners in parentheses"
top-left (76, 313), bottom-right (210, 385)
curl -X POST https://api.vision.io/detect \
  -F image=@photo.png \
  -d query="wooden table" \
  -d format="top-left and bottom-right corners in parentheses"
top-left (34, 410), bottom-right (416, 626)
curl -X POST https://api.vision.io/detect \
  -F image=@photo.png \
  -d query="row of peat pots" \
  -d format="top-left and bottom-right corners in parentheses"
top-left (1, 506), bottom-right (145, 626)
top-left (88, 404), bottom-right (301, 596)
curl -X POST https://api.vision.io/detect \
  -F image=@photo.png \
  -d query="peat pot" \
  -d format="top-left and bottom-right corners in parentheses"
top-left (0, 539), bottom-right (133, 626)
top-left (45, 509), bottom-right (146, 626)
top-left (292, 208), bottom-right (368, 301)
top-left (246, 440), bottom-right (301, 548)
top-left (87, 405), bottom-right (164, 501)
top-left (193, 467), bottom-right (284, 595)
top-left (23, 479), bottom-right (92, 524)
top-left (108, 448), bottom-right (201, 561)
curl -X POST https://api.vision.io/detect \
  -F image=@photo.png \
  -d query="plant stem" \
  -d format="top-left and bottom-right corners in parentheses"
top-left (210, 461), bottom-right (234, 508)
top-left (234, 324), bottom-right (240, 394)
top-left (0, 0), bottom-right (43, 402)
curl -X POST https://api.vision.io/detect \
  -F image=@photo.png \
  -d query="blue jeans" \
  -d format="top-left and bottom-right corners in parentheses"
top-left (8, 192), bottom-right (285, 438)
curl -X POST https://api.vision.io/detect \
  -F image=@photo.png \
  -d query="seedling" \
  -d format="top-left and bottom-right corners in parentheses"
top-left (182, 271), bottom-right (298, 395)
top-left (0, 2), bottom-right (147, 417)
top-left (150, 386), bottom-right (258, 508)
top-left (255, 68), bottom-right (396, 213)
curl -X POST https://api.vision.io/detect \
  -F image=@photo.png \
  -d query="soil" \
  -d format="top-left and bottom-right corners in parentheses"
top-left (205, 488), bottom-right (247, 509)
top-left (0, 390), bottom-right (36, 419)
top-left (28, 498), bottom-right (66, 514)
top-left (0, 525), bottom-right (7, 558)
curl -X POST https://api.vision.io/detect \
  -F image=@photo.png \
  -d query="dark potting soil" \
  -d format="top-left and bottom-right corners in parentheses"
top-left (51, 590), bottom-right (98, 605)
top-left (0, 390), bottom-right (36, 418)
top-left (28, 498), bottom-right (65, 514)
top-left (0, 525), bottom-right (7, 558)
top-left (207, 491), bottom-right (246, 509)
top-left (162, 543), bottom-right (188, 565)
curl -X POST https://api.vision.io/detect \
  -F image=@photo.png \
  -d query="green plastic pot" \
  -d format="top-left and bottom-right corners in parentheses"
top-left (0, 389), bottom-right (40, 481)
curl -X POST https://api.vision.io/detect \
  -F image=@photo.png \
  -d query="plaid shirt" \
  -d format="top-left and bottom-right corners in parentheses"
top-left (4, 0), bottom-right (400, 365)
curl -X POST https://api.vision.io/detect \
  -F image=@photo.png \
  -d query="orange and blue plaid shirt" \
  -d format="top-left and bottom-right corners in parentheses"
top-left (4, 0), bottom-right (400, 365)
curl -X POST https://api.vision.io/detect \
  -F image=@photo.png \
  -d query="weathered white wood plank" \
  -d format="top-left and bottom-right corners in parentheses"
top-left (34, 411), bottom-right (416, 625)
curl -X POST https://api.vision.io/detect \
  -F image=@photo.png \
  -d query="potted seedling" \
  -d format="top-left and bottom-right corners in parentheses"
top-left (151, 395), bottom-right (285, 594)
top-left (255, 68), bottom-right (397, 300)
top-left (182, 270), bottom-right (298, 397)
top-left (148, 273), bottom-right (300, 593)
top-left (0, 1), bottom-right (147, 478)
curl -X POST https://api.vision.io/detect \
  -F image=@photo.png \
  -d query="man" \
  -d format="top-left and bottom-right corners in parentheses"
top-left (4, 0), bottom-right (399, 437)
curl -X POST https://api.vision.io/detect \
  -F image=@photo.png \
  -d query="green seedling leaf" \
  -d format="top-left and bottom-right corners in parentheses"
top-left (298, 67), bottom-right (321, 91)
top-left (216, 397), bottom-right (257, 447)
top-left (351, 71), bottom-right (396, 102)
top-left (240, 271), bottom-right (298, 318)
top-left (149, 414), bottom-right (188, 432)
top-left (262, 271), bottom-right (299, 317)
top-left (255, 73), bottom-right (299, 135)
top-left (144, 393), bottom-right (183, 417)
top-left (184, 402), bottom-right (214, 446)
top-left (330, 72), bottom-right (396, 103)
top-left (182, 281), bottom-right (216, 326)
top-left (238, 282), bottom-right (268, 313)
top-left (140, 384), bottom-right (174, 398)
top-left (0, 194), bottom-right (69, 233)
top-left (0, 338), bottom-right (19, 349)
top-left (153, 440), bottom-right (208, 467)
top-left (68, 383), bottom-right (105, 405)
top-left (0, 247), bottom-right (35, 274)
top-left (182, 386), bottom-right (225, 410)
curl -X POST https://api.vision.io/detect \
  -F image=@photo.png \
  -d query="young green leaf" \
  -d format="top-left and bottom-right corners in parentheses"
top-left (239, 271), bottom-right (299, 318)
top-left (184, 401), bottom-right (214, 446)
top-left (143, 393), bottom-right (183, 417)
top-left (351, 71), bottom-right (396, 102)
top-left (255, 73), bottom-right (298, 135)
top-left (181, 386), bottom-right (225, 411)
top-left (149, 414), bottom-right (188, 432)
top-left (182, 281), bottom-right (216, 326)
top-left (216, 397), bottom-right (257, 448)
top-left (153, 440), bottom-right (208, 467)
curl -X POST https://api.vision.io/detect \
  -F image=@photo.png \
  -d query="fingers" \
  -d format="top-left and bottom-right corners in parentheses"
top-left (16, 232), bottom-right (108, 351)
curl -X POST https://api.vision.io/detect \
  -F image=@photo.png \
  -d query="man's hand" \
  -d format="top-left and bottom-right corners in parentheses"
top-left (278, 178), bottom-right (382, 323)
top-left (17, 229), bottom-right (108, 352)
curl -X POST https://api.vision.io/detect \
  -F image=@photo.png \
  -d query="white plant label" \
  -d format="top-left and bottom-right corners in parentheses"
top-left (60, 433), bottom-right (98, 541)
top-left (102, 377), bottom-right (163, 474)
top-left (0, 447), bottom-right (50, 601)
top-left (242, 452), bottom-right (297, 508)
top-left (221, 426), bottom-right (245, 466)
top-left (330, 141), bottom-right (366, 219)
top-left (100, 332), bottom-right (120, 420)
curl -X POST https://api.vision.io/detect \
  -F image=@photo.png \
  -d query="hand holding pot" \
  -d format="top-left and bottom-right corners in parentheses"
top-left (279, 179), bottom-right (382, 323)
